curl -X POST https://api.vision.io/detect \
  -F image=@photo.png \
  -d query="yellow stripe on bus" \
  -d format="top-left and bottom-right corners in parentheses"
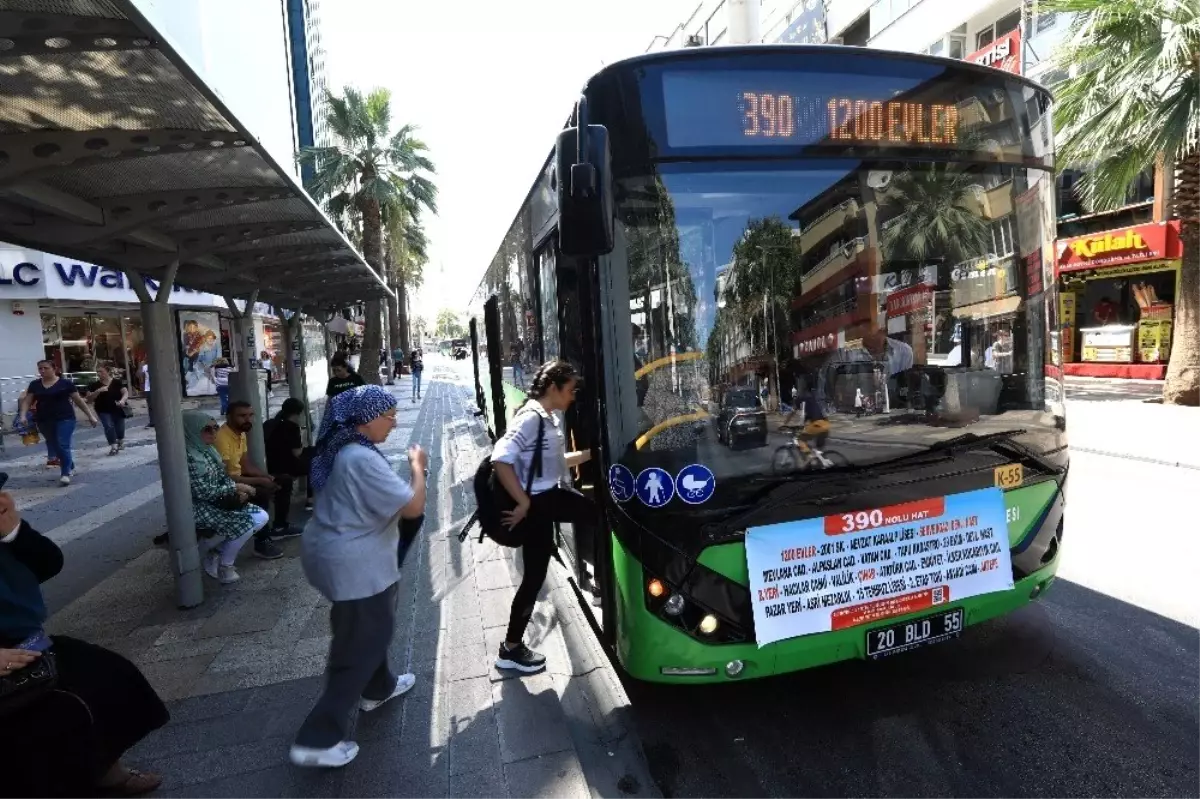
top-left (634, 351), bottom-right (703, 379)
top-left (635, 410), bottom-right (710, 450)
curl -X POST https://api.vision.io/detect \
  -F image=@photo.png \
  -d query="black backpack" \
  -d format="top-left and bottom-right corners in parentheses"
top-left (459, 410), bottom-right (545, 547)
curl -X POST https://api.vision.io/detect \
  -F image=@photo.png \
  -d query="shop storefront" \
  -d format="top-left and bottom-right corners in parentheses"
top-left (1056, 220), bottom-right (1183, 379)
top-left (1, 246), bottom-right (293, 412)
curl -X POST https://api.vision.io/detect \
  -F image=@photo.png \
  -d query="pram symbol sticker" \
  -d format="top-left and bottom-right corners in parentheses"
top-left (635, 467), bottom-right (674, 508)
top-left (608, 464), bottom-right (635, 504)
top-left (675, 464), bottom-right (715, 505)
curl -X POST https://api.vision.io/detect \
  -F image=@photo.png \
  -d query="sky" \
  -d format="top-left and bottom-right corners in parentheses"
top-left (320, 0), bottom-right (700, 324)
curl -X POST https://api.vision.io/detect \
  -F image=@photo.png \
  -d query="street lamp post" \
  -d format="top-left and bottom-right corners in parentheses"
top-left (759, 244), bottom-right (785, 411)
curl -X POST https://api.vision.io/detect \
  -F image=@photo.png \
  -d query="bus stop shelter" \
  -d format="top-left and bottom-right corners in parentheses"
top-left (0, 0), bottom-right (392, 607)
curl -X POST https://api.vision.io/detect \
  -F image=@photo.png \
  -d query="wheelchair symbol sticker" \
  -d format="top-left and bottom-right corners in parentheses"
top-left (675, 464), bottom-right (715, 505)
top-left (635, 467), bottom-right (675, 508)
top-left (608, 464), bottom-right (635, 504)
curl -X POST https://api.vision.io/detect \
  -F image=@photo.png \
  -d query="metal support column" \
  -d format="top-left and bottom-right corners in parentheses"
top-left (223, 293), bottom-right (267, 471)
top-left (128, 263), bottom-right (203, 609)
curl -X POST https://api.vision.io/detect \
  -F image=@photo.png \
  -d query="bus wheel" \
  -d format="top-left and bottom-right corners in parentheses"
top-left (771, 445), bottom-right (799, 474)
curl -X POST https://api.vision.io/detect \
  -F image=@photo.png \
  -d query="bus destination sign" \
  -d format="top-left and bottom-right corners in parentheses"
top-left (738, 92), bottom-right (960, 146)
top-left (660, 69), bottom-right (994, 152)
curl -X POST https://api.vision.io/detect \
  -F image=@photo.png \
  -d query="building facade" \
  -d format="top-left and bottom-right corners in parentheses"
top-left (649, 0), bottom-right (1181, 381)
top-left (285, 0), bottom-right (331, 185)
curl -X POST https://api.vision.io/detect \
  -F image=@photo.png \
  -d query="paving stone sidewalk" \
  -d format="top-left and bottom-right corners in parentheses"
top-left (43, 367), bottom-right (659, 798)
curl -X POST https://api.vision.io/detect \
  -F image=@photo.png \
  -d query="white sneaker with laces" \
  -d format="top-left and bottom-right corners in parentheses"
top-left (217, 565), bottom-right (240, 584)
top-left (359, 673), bottom-right (416, 712)
top-left (289, 741), bottom-right (359, 768)
top-left (59, 476), bottom-right (70, 486)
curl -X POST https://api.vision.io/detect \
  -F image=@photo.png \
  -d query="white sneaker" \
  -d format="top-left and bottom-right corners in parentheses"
top-left (217, 565), bottom-right (240, 584)
top-left (202, 551), bottom-right (220, 581)
top-left (358, 673), bottom-right (416, 712)
top-left (289, 741), bottom-right (359, 768)
top-left (59, 476), bottom-right (70, 486)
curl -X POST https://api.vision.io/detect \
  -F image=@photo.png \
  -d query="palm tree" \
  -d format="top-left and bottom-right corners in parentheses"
top-left (298, 87), bottom-right (437, 383)
top-left (384, 205), bottom-right (429, 355)
top-left (1047, 0), bottom-right (1199, 405)
top-left (879, 166), bottom-right (994, 268)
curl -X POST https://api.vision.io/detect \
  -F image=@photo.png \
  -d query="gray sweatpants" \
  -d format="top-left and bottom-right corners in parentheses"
top-left (295, 582), bottom-right (399, 748)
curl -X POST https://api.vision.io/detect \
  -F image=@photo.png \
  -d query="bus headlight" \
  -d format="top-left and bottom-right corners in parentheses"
top-left (725, 659), bottom-right (745, 677)
top-left (647, 578), bottom-right (666, 598)
top-left (663, 594), bottom-right (686, 616)
top-left (698, 614), bottom-right (719, 635)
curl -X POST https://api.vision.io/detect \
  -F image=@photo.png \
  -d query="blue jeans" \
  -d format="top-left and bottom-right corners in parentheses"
top-left (216, 385), bottom-right (229, 415)
top-left (98, 411), bottom-right (126, 446)
top-left (412, 371), bottom-right (423, 398)
top-left (37, 418), bottom-right (77, 477)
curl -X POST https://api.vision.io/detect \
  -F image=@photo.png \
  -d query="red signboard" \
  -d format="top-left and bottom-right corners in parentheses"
top-left (886, 283), bottom-right (932, 317)
top-left (1025, 249), bottom-right (1044, 296)
top-left (967, 28), bottom-right (1021, 75)
top-left (1056, 220), bottom-right (1182, 273)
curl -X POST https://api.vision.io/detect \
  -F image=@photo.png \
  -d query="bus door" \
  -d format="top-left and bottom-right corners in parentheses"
top-left (548, 247), bottom-right (607, 607)
top-left (483, 297), bottom-right (507, 438)
top-left (468, 317), bottom-right (484, 414)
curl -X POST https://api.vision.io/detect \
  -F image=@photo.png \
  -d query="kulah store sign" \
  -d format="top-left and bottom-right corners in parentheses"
top-left (1056, 221), bottom-right (1182, 273)
top-left (1, 249), bottom-right (224, 306)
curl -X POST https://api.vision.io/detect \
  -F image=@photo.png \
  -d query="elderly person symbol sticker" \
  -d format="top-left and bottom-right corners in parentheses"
top-left (675, 464), bottom-right (715, 505)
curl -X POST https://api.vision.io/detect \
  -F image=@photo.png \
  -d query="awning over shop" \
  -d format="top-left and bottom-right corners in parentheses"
top-left (0, 0), bottom-right (388, 313)
top-left (952, 294), bottom-right (1023, 321)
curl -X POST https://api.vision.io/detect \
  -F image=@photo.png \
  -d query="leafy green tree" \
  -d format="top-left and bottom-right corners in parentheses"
top-left (298, 86), bottom-right (437, 383)
top-left (1047, 0), bottom-right (1199, 404)
top-left (435, 309), bottom-right (464, 340)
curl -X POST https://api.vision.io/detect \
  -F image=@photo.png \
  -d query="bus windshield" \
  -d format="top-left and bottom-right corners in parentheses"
top-left (603, 157), bottom-right (1064, 508)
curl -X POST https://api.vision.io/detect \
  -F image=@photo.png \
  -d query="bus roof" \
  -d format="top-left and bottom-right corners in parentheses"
top-left (581, 44), bottom-right (1054, 101)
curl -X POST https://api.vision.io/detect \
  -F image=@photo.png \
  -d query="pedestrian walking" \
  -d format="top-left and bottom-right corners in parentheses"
top-left (86, 364), bottom-right (129, 456)
top-left (18, 360), bottom-right (97, 485)
top-left (139, 359), bottom-right (154, 428)
top-left (409, 349), bottom-right (424, 402)
top-left (490, 360), bottom-right (594, 674)
top-left (290, 385), bottom-right (428, 769)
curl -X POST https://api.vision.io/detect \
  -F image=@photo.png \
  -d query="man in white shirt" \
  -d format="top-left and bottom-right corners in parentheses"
top-left (818, 326), bottom-right (915, 413)
top-left (140, 361), bottom-right (153, 428)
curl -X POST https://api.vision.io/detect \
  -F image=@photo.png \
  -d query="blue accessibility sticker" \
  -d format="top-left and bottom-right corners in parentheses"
top-left (608, 464), bottom-right (635, 504)
top-left (675, 464), bottom-right (716, 505)
top-left (635, 467), bottom-right (675, 508)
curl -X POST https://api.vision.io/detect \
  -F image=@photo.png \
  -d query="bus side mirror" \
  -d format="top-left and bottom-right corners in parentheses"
top-left (555, 124), bottom-right (614, 257)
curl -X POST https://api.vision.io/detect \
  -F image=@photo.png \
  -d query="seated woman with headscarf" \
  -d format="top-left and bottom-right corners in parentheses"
top-left (290, 385), bottom-right (428, 769)
top-left (183, 410), bottom-right (271, 584)
top-left (1, 491), bottom-right (169, 797)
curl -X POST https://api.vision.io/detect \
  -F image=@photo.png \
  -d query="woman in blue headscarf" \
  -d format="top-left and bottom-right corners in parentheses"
top-left (290, 385), bottom-right (428, 770)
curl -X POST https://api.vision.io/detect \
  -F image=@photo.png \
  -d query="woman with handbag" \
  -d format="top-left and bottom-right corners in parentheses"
top-left (290, 385), bottom-right (427, 769)
top-left (1, 490), bottom-right (169, 796)
top-left (86, 363), bottom-right (130, 456)
top-left (183, 411), bottom-right (270, 584)
top-left (491, 360), bottom-right (594, 674)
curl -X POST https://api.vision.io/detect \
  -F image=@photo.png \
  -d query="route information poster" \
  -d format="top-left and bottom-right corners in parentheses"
top-left (744, 487), bottom-right (1013, 647)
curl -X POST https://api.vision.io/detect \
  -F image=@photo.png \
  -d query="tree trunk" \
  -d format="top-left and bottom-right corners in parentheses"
top-left (385, 267), bottom-right (402, 358)
top-left (1164, 227), bottom-right (1198, 405)
top-left (358, 194), bottom-right (384, 385)
top-left (397, 277), bottom-right (411, 354)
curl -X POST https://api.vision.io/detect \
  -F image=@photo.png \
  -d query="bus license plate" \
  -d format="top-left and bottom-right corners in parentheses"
top-left (865, 608), bottom-right (964, 659)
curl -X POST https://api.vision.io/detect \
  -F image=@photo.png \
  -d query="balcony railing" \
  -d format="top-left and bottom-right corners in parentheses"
top-left (798, 198), bottom-right (859, 239)
top-left (802, 235), bottom-right (867, 281)
top-left (799, 297), bottom-right (859, 329)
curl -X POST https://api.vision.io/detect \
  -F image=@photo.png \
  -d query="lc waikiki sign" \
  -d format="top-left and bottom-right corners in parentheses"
top-left (1056, 221), bottom-right (1182, 273)
top-left (0, 248), bottom-right (224, 306)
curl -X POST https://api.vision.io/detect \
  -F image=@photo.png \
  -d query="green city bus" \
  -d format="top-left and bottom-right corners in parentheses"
top-left (467, 45), bottom-right (1067, 683)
